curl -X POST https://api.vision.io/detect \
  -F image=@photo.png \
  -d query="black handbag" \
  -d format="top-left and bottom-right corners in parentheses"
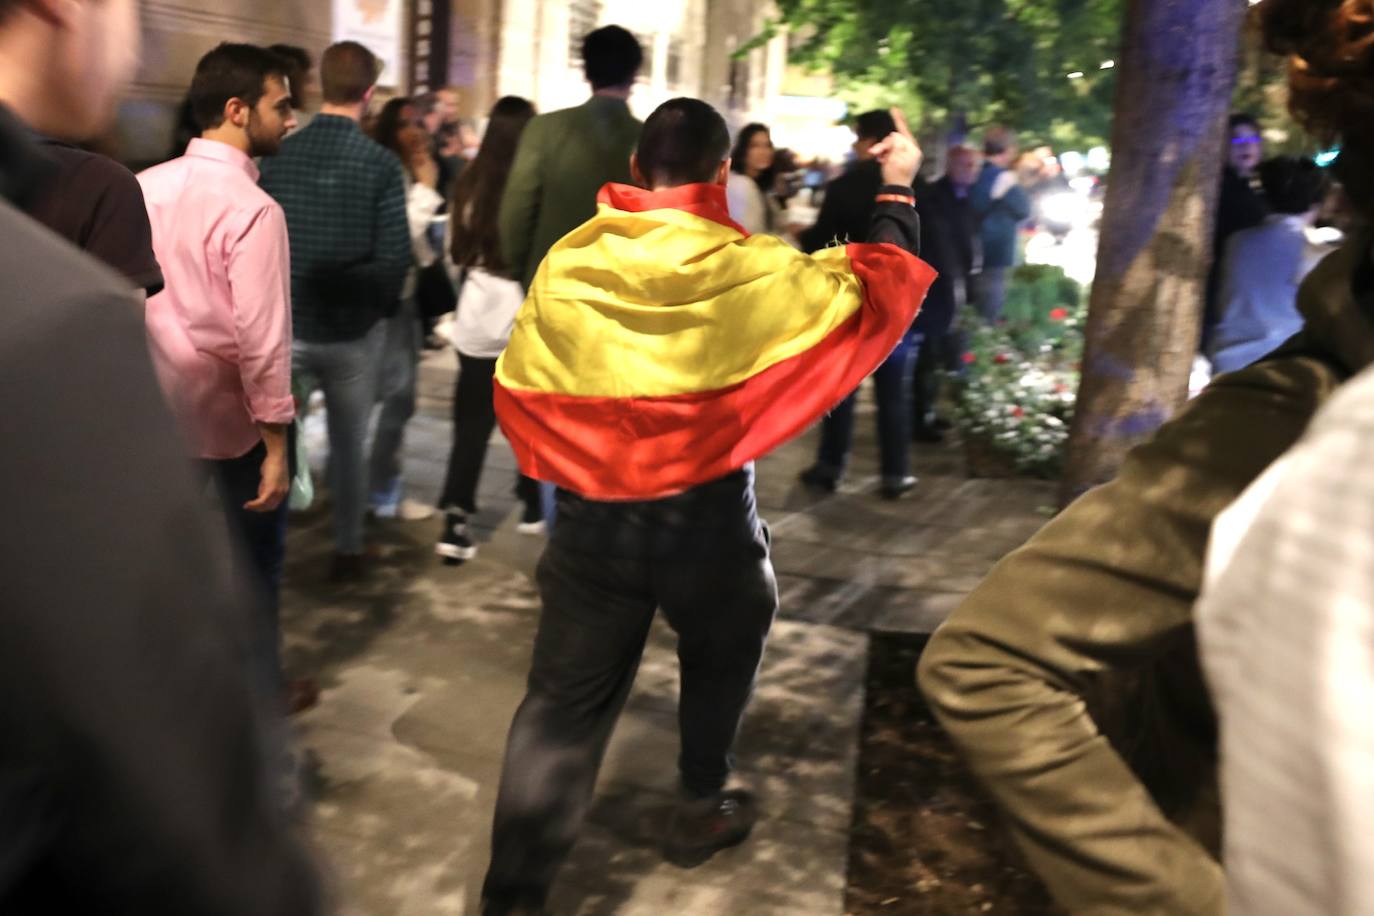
top-left (416, 260), bottom-right (458, 321)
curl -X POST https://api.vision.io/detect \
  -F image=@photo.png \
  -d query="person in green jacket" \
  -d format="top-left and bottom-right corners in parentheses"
top-left (498, 25), bottom-right (644, 291)
top-left (918, 6), bottom-right (1374, 905)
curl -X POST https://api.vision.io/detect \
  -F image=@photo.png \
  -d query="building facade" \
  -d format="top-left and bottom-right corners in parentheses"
top-left (120, 0), bottom-right (787, 165)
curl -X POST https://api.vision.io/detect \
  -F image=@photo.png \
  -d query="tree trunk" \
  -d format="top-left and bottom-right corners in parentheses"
top-left (1058, 0), bottom-right (1249, 506)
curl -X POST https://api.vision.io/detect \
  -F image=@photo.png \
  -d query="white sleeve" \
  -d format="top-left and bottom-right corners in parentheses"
top-left (406, 183), bottom-right (445, 268)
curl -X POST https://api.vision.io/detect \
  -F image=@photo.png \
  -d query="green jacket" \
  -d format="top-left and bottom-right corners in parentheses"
top-left (918, 236), bottom-right (1374, 915)
top-left (498, 95), bottom-right (642, 289)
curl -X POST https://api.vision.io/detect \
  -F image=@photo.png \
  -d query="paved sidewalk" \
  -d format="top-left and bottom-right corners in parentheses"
top-left (282, 350), bottom-right (1053, 915)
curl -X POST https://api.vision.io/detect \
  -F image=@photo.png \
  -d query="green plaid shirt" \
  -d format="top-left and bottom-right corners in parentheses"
top-left (259, 115), bottom-right (410, 342)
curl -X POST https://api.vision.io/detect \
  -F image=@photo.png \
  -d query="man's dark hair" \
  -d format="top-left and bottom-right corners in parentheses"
top-left (1229, 112), bottom-right (1262, 133)
top-left (1259, 155), bottom-right (1329, 214)
top-left (188, 43), bottom-right (288, 131)
top-left (854, 110), bottom-right (897, 144)
top-left (983, 125), bottom-right (1017, 157)
top-left (636, 98), bottom-right (730, 188)
top-left (268, 44), bottom-right (312, 109)
top-left (582, 26), bottom-right (643, 90)
top-left (321, 41), bottom-right (380, 105)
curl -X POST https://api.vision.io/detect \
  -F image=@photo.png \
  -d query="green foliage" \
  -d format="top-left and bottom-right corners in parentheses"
top-left (951, 266), bottom-right (1085, 478)
top-left (769, 0), bottom-right (1124, 150)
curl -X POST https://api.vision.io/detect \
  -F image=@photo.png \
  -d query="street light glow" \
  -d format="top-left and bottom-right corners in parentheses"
top-left (1100, 60), bottom-right (1115, 69)
top-left (1067, 71), bottom-right (1085, 79)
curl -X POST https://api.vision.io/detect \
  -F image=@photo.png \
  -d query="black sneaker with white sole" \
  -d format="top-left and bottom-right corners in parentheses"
top-left (436, 511), bottom-right (477, 564)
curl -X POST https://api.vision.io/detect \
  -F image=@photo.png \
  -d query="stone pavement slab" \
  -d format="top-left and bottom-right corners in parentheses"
top-left (283, 350), bottom-right (1053, 915)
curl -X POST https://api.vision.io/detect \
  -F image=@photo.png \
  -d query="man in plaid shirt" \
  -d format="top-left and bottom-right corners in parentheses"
top-left (260, 40), bottom-right (410, 580)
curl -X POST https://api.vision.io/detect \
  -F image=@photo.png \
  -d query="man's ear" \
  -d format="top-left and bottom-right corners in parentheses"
top-left (630, 152), bottom-right (648, 189)
top-left (363, 85), bottom-right (377, 106)
top-left (223, 97), bottom-right (250, 130)
top-left (715, 159), bottom-right (731, 187)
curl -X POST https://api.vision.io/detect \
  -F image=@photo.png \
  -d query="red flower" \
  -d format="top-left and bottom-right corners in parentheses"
top-left (1011, 406), bottom-right (1025, 418)
top-left (962, 352), bottom-right (977, 365)
top-left (994, 353), bottom-right (1010, 364)
top-left (1049, 307), bottom-right (1069, 321)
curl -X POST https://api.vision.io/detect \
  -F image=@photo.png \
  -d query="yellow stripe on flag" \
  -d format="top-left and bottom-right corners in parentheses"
top-left (496, 204), bottom-right (867, 399)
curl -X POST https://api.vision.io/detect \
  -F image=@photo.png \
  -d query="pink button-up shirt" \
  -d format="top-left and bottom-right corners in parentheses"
top-left (138, 139), bottom-right (295, 459)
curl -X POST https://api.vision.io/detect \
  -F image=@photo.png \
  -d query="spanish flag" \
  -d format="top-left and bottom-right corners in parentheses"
top-left (494, 182), bottom-right (936, 501)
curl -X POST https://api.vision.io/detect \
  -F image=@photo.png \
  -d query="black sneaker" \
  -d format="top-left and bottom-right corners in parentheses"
top-left (663, 789), bottom-right (759, 868)
top-left (912, 424), bottom-right (946, 444)
top-left (436, 511), bottom-right (477, 564)
top-left (516, 500), bottom-right (546, 536)
top-left (880, 475), bottom-right (918, 500)
top-left (798, 466), bottom-right (838, 493)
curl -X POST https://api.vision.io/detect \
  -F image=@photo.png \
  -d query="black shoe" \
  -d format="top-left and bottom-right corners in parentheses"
top-left (798, 466), bottom-right (838, 493)
top-left (329, 546), bottom-right (380, 582)
top-left (912, 424), bottom-right (945, 444)
top-left (931, 415), bottom-right (954, 432)
top-left (436, 511), bottom-right (477, 564)
top-left (880, 476), bottom-right (918, 500)
top-left (663, 789), bottom-right (759, 868)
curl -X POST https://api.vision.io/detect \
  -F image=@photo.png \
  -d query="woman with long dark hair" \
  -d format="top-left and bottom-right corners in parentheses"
top-left (726, 122), bottom-right (780, 234)
top-left (435, 96), bottom-right (538, 563)
top-left (365, 96), bottom-right (445, 521)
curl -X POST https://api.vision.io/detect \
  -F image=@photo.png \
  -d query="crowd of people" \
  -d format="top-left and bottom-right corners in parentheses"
top-left (2, 0), bottom-right (1373, 912)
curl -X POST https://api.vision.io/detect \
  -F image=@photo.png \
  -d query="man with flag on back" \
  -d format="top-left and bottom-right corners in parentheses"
top-left (479, 97), bottom-right (933, 916)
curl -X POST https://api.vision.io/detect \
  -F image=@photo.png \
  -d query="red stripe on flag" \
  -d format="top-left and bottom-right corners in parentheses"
top-left (495, 242), bottom-right (936, 500)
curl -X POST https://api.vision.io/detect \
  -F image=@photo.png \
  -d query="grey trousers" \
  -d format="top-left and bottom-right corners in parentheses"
top-left (369, 297), bottom-right (421, 504)
top-left (293, 320), bottom-right (385, 554)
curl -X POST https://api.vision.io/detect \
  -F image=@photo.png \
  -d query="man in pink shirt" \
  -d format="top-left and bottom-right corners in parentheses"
top-left (139, 43), bottom-right (297, 701)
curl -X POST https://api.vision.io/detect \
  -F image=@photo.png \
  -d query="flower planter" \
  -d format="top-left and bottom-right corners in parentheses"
top-left (961, 432), bottom-right (1023, 479)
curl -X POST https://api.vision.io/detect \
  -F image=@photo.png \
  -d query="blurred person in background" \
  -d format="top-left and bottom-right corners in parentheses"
top-left (499, 25), bottom-right (643, 290)
top-left (1203, 113), bottom-right (1271, 349)
top-left (435, 95), bottom-right (542, 564)
top-left (1209, 155), bottom-right (1330, 375)
top-left (726, 122), bottom-right (779, 235)
top-left (0, 0), bottom-right (321, 909)
top-left (260, 40), bottom-right (411, 581)
top-left (367, 95), bottom-right (444, 522)
top-left (912, 144), bottom-right (981, 442)
top-left (797, 108), bottom-right (920, 500)
top-left (969, 125), bottom-right (1032, 322)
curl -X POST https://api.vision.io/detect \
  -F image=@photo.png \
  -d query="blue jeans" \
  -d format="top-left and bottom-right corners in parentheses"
top-left (369, 298), bottom-right (420, 509)
top-left (814, 333), bottom-right (915, 485)
top-left (976, 267), bottom-right (1009, 324)
top-left (294, 321), bottom-right (385, 554)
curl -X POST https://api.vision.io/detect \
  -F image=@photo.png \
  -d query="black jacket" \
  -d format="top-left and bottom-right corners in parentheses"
top-left (798, 158), bottom-right (885, 254)
top-left (914, 176), bottom-right (979, 337)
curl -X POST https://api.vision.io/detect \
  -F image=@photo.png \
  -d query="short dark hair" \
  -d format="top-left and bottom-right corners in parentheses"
top-left (1229, 112), bottom-right (1262, 133)
top-left (583, 26), bottom-right (643, 90)
top-left (636, 98), bottom-right (730, 188)
top-left (268, 44), bottom-right (312, 109)
top-left (1259, 155), bottom-right (1329, 214)
top-left (854, 110), bottom-right (897, 144)
top-left (983, 125), bottom-right (1017, 157)
top-left (188, 43), bottom-right (288, 131)
top-left (321, 41), bottom-right (380, 105)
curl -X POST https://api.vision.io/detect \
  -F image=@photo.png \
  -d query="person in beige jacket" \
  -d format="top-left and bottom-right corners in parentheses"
top-left (918, 3), bottom-right (1374, 907)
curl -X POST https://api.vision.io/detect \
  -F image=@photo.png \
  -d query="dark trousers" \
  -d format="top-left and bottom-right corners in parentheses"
top-left (438, 352), bottom-right (540, 515)
top-left (482, 523), bottom-right (778, 911)
top-left (202, 441), bottom-right (288, 696)
top-left (815, 333), bottom-right (915, 483)
top-left (912, 331), bottom-right (950, 430)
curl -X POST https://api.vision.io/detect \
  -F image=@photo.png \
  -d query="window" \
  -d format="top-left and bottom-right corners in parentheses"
top-left (667, 36), bottom-right (684, 87)
top-left (568, 0), bottom-right (602, 68)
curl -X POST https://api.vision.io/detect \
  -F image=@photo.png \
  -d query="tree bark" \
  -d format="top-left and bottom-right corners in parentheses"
top-left (1058, 0), bottom-right (1249, 506)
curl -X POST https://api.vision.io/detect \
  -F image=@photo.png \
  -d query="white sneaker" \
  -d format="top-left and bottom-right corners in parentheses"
top-left (396, 499), bottom-right (436, 521)
top-left (516, 519), bottom-right (547, 537)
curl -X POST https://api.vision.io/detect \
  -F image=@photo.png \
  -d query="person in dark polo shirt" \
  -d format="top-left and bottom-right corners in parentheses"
top-left (25, 137), bottom-right (164, 298)
top-left (0, 0), bottom-right (321, 910)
